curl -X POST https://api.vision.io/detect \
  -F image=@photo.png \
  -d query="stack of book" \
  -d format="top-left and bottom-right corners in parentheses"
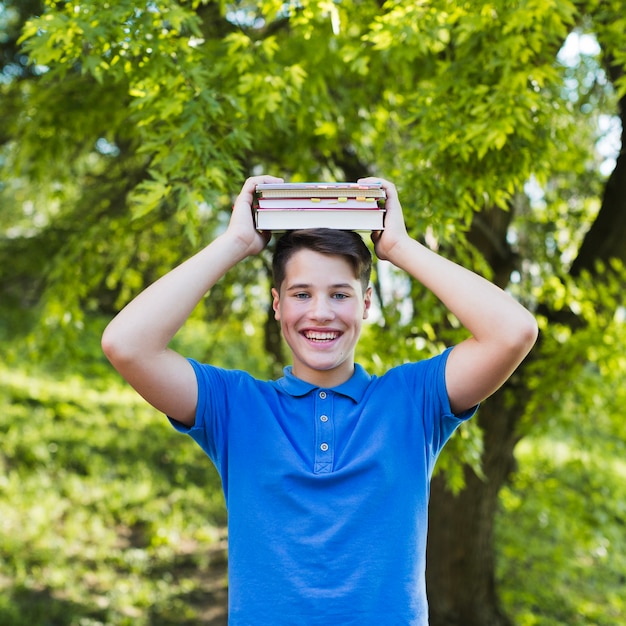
top-left (254, 182), bottom-right (386, 231)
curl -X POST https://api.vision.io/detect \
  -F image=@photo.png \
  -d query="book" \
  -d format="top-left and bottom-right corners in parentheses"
top-left (253, 182), bottom-right (387, 230)
top-left (255, 208), bottom-right (385, 231)
top-left (255, 182), bottom-right (385, 199)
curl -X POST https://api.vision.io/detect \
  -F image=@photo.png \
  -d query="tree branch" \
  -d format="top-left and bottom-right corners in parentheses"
top-left (570, 94), bottom-right (626, 276)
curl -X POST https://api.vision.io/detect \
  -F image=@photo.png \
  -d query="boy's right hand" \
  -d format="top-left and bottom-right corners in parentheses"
top-left (228, 175), bottom-right (284, 256)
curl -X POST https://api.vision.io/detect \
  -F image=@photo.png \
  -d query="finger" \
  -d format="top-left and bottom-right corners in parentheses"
top-left (244, 174), bottom-right (284, 193)
top-left (236, 175), bottom-right (285, 207)
top-left (356, 177), bottom-right (397, 201)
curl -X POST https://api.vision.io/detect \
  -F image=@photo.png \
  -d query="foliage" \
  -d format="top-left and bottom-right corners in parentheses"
top-left (522, 261), bottom-right (626, 438)
top-left (2, 0), bottom-right (621, 372)
top-left (2, 0), bottom-right (617, 322)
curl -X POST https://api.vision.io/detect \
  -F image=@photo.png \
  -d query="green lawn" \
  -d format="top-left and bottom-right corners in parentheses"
top-left (0, 364), bottom-right (228, 625)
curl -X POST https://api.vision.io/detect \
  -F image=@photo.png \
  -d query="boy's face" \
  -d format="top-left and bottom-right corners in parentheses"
top-left (272, 248), bottom-right (372, 388)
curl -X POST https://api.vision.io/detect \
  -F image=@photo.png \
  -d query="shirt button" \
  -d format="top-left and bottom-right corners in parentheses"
top-left (320, 443), bottom-right (329, 451)
top-left (320, 415), bottom-right (329, 422)
top-left (319, 391), bottom-right (327, 399)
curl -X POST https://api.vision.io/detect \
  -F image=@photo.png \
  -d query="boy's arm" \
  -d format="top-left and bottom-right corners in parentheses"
top-left (101, 175), bottom-right (284, 426)
top-left (362, 177), bottom-right (538, 415)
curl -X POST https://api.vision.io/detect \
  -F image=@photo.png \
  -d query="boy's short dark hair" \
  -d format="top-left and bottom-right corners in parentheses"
top-left (272, 229), bottom-right (372, 293)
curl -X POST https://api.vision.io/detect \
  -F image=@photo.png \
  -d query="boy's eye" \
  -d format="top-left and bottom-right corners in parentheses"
top-left (332, 293), bottom-right (348, 300)
top-left (294, 292), bottom-right (310, 299)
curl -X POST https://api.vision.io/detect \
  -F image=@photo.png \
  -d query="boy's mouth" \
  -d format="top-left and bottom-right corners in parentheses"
top-left (303, 330), bottom-right (341, 342)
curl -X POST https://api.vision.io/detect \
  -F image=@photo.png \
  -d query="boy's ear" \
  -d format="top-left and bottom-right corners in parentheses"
top-left (271, 287), bottom-right (281, 320)
top-left (363, 286), bottom-right (373, 320)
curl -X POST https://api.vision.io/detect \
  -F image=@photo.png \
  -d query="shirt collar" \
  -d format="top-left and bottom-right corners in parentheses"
top-left (276, 364), bottom-right (371, 403)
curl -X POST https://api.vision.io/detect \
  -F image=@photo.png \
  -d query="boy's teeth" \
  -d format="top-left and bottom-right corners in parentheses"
top-left (305, 331), bottom-right (338, 341)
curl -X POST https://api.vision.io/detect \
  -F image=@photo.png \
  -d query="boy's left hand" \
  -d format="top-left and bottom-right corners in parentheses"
top-left (358, 176), bottom-right (409, 262)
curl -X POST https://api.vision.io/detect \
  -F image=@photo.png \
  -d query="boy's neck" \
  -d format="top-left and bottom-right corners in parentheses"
top-left (290, 364), bottom-right (356, 388)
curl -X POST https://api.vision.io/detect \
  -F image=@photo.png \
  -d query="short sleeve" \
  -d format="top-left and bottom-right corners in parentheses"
top-left (392, 347), bottom-right (478, 467)
top-left (167, 359), bottom-right (233, 465)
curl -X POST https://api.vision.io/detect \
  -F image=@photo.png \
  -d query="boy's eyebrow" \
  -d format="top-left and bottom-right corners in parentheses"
top-left (285, 282), bottom-right (357, 291)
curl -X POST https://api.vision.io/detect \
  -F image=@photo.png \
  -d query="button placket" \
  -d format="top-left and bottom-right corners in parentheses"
top-left (314, 390), bottom-right (334, 473)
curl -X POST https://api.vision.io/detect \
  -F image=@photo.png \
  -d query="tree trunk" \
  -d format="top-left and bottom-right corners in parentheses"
top-left (570, 94), bottom-right (626, 276)
top-left (427, 388), bottom-right (523, 626)
top-left (425, 201), bottom-right (526, 626)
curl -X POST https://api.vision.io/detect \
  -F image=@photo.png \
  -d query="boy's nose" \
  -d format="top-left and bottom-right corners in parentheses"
top-left (310, 296), bottom-right (334, 321)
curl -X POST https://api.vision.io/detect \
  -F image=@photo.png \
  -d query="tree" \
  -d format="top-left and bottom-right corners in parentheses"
top-left (2, 1), bottom-right (625, 623)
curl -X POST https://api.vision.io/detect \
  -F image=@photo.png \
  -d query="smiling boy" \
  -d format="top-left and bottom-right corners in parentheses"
top-left (102, 175), bottom-right (538, 625)
top-left (271, 232), bottom-right (373, 388)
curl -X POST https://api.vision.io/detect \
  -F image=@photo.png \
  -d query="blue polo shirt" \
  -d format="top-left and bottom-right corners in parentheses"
top-left (170, 347), bottom-right (475, 625)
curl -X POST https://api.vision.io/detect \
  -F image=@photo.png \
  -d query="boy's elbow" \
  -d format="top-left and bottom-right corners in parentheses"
top-left (101, 324), bottom-right (118, 364)
top-left (101, 322), bottom-right (133, 367)
top-left (514, 311), bottom-right (539, 357)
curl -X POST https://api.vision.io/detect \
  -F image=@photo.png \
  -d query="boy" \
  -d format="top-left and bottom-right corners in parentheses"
top-left (102, 175), bottom-right (538, 625)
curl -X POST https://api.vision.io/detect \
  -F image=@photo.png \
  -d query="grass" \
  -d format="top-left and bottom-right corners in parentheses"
top-left (0, 364), bottom-right (228, 626)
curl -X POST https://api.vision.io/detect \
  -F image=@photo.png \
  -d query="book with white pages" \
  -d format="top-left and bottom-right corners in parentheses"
top-left (255, 208), bottom-right (385, 231)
